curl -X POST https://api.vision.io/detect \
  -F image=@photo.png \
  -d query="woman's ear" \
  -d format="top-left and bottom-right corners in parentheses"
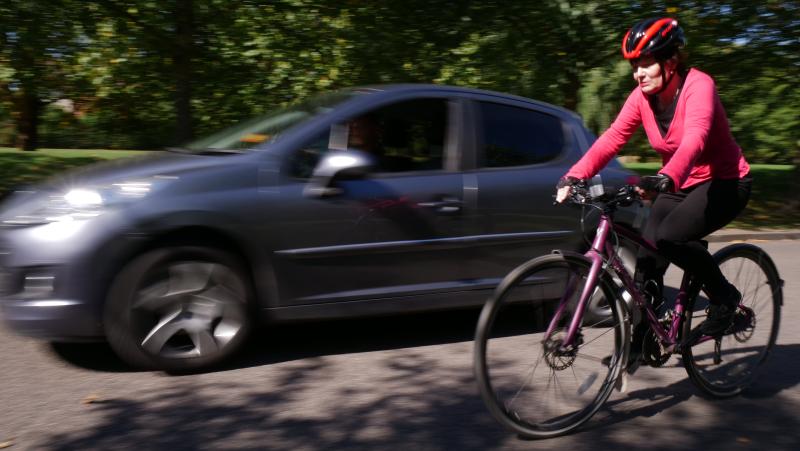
top-left (665, 56), bottom-right (679, 74)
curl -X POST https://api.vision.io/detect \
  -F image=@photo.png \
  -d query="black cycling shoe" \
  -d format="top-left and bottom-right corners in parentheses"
top-left (625, 351), bottom-right (643, 374)
top-left (700, 304), bottom-right (736, 336)
top-left (602, 329), bottom-right (644, 374)
top-left (679, 325), bottom-right (705, 351)
top-left (601, 351), bottom-right (643, 374)
top-left (699, 285), bottom-right (741, 337)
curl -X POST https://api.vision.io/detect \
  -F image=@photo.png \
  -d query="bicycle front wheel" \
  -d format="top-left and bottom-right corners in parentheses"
top-left (474, 253), bottom-right (628, 439)
top-left (682, 244), bottom-right (782, 398)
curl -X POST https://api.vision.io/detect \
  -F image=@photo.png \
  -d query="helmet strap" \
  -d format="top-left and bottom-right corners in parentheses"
top-left (648, 61), bottom-right (677, 97)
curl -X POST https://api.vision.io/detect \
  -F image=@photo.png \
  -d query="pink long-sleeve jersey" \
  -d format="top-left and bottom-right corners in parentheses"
top-left (566, 68), bottom-right (750, 190)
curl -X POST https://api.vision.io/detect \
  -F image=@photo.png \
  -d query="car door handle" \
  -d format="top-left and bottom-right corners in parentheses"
top-left (418, 197), bottom-right (463, 214)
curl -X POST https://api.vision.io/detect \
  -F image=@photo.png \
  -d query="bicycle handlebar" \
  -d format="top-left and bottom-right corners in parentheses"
top-left (563, 184), bottom-right (641, 212)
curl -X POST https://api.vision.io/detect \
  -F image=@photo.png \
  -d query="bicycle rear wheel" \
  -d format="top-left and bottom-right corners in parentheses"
top-left (682, 244), bottom-right (782, 398)
top-left (474, 253), bottom-right (628, 438)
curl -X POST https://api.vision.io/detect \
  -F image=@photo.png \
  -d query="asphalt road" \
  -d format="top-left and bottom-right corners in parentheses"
top-left (1, 240), bottom-right (799, 450)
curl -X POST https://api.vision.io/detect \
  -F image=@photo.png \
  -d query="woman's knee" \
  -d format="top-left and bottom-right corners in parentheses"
top-left (653, 222), bottom-right (693, 245)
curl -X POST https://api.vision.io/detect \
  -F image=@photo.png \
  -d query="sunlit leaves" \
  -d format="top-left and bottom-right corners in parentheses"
top-left (0, 0), bottom-right (796, 161)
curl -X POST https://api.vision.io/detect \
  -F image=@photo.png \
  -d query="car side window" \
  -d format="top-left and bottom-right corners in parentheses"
top-left (288, 98), bottom-right (447, 179)
top-left (479, 102), bottom-right (565, 168)
top-left (288, 131), bottom-right (331, 179)
top-left (362, 98), bottom-right (447, 173)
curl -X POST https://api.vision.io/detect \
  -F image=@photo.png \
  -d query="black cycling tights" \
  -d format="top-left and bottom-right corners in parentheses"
top-left (635, 175), bottom-right (753, 304)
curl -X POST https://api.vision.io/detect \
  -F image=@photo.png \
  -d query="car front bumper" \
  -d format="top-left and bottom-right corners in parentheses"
top-left (1, 297), bottom-right (104, 341)
top-left (0, 214), bottom-right (144, 342)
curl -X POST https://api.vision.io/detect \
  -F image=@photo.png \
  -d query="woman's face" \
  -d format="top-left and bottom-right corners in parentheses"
top-left (631, 56), bottom-right (672, 94)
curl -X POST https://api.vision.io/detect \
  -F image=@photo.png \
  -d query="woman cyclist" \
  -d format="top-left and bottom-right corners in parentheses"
top-left (555, 17), bottom-right (753, 350)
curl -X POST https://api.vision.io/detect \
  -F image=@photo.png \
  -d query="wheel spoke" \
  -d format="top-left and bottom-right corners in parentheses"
top-left (190, 329), bottom-right (219, 355)
top-left (508, 348), bottom-right (545, 409)
top-left (214, 320), bottom-right (240, 347)
top-left (133, 282), bottom-right (183, 311)
top-left (578, 326), bottom-right (616, 348)
top-left (194, 284), bottom-right (241, 307)
top-left (141, 308), bottom-right (184, 354)
top-left (168, 262), bottom-right (214, 296)
top-left (574, 352), bottom-right (607, 364)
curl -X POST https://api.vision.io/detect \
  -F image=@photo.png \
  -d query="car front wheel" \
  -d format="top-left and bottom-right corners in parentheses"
top-left (104, 246), bottom-right (252, 372)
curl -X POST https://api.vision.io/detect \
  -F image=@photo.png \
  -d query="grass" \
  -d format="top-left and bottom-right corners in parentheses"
top-left (623, 162), bottom-right (799, 229)
top-left (0, 148), bottom-right (796, 229)
top-left (0, 147), bottom-right (149, 159)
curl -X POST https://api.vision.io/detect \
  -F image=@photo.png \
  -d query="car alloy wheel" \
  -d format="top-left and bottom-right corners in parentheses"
top-left (104, 246), bottom-right (252, 372)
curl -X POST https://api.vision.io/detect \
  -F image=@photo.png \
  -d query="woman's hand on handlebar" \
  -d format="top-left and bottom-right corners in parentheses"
top-left (555, 176), bottom-right (583, 204)
top-left (555, 186), bottom-right (572, 204)
top-left (636, 174), bottom-right (675, 200)
top-left (633, 185), bottom-right (652, 200)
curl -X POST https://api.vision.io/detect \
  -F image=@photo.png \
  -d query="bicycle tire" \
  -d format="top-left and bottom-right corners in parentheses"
top-left (681, 243), bottom-right (782, 398)
top-left (474, 253), bottom-right (629, 438)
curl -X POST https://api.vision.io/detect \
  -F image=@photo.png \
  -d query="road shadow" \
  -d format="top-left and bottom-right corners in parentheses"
top-left (37, 297), bottom-right (800, 450)
top-left (44, 285), bottom-right (763, 379)
top-left (40, 343), bottom-right (800, 451)
top-left (237, 307), bottom-right (483, 366)
top-left (48, 341), bottom-right (142, 373)
top-left (47, 307), bottom-right (484, 373)
top-left (43, 283), bottom-right (694, 373)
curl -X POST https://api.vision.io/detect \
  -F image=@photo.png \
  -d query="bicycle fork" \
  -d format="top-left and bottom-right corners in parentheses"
top-left (545, 218), bottom-right (613, 350)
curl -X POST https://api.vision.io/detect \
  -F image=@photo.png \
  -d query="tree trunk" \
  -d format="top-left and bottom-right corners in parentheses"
top-left (561, 69), bottom-right (581, 112)
top-left (15, 89), bottom-right (41, 151)
top-left (173, 0), bottom-right (195, 144)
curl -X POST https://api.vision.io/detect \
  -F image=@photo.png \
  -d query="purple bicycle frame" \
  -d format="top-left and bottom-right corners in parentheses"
top-left (549, 212), bottom-right (701, 350)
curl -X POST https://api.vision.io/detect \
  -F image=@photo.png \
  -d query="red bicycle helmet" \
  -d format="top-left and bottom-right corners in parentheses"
top-left (622, 17), bottom-right (686, 60)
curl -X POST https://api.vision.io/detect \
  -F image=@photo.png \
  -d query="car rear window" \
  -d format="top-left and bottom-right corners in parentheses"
top-left (479, 102), bottom-right (565, 168)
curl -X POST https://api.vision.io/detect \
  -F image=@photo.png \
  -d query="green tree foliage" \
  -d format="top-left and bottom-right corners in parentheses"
top-left (0, 0), bottom-right (95, 150)
top-left (0, 0), bottom-right (796, 164)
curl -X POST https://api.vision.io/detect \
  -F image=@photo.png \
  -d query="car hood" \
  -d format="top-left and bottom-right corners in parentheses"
top-left (46, 151), bottom-right (242, 187)
top-left (0, 150), bottom-right (267, 213)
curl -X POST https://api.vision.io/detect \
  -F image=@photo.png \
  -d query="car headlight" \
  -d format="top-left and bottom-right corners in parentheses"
top-left (2, 179), bottom-right (166, 226)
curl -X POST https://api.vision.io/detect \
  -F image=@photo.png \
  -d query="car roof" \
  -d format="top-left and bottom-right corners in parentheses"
top-left (349, 84), bottom-right (582, 121)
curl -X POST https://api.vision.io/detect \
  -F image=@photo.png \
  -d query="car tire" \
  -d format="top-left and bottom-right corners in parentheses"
top-left (104, 246), bottom-right (253, 372)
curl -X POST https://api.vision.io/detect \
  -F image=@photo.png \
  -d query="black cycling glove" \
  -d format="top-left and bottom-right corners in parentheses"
top-left (556, 176), bottom-right (584, 190)
top-left (638, 174), bottom-right (675, 193)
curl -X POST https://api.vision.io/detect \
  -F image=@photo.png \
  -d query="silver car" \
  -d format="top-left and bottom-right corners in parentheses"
top-left (0, 85), bottom-right (638, 371)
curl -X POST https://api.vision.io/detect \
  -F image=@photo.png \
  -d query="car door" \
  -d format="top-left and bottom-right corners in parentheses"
top-left (463, 99), bottom-right (585, 289)
top-left (267, 96), bottom-right (477, 308)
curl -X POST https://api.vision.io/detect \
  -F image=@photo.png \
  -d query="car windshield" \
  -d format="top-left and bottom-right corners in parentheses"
top-left (182, 90), bottom-right (359, 152)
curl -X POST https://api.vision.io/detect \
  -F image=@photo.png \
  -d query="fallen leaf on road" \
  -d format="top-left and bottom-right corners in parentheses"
top-left (736, 437), bottom-right (751, 444)
top-left (0, 439), bottom-right (14, 448)
top-left (82, 393), bottom-right (103, 404)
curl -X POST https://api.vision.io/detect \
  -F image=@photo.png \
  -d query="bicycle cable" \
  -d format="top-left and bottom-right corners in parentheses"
top-left (577, 193), bottom-right (622, 268)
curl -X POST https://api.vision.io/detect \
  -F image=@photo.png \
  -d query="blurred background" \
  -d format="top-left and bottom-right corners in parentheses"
top-left (0, 0), bottom-right (798, 224)
top-left (1, 4), bottom-right (800, 449)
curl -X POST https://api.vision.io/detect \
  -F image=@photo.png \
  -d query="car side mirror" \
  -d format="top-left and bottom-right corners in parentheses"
top-left (303, 149), bottom-right (376, 198)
